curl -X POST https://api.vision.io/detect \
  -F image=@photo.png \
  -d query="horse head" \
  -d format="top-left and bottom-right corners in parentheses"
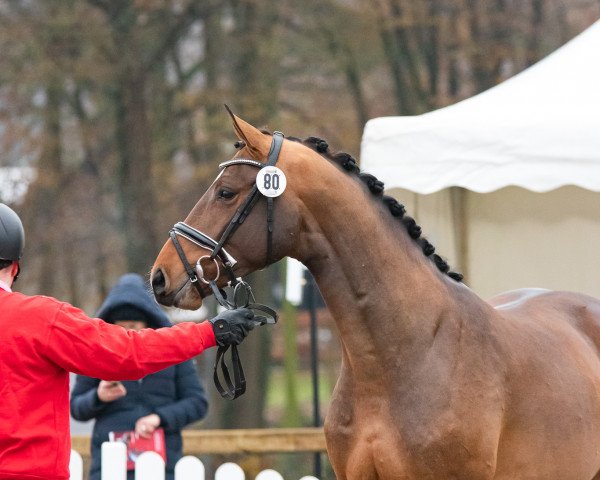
top-left (151, 110), bottom-right (315, 309)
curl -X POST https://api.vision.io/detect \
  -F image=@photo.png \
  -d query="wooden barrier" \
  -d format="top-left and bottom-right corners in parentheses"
top-left (72, 427), bottom-right (327, 456)
top-left (71, 448), bottom-right (321, 480)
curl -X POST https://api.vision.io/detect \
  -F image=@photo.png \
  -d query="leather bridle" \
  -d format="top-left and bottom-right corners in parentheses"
top-left (168, 132), bottom-right (284, 399)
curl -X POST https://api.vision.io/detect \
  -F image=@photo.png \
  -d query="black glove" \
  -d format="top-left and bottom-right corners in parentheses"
top-left (209, 308), bottom-right (256, 346)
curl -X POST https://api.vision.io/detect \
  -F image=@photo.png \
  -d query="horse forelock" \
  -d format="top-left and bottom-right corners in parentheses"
top-left (288, 134), bottom-right (464, 284)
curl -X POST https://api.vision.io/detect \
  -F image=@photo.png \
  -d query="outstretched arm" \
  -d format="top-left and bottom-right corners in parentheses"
top-left (44, 302), bottom-right (257, 381)
top-left (45, 302), bottom-right (216, 380)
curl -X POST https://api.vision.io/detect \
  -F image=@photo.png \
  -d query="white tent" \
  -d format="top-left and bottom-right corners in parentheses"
top-left (360, 21), bottom-right (600, 299)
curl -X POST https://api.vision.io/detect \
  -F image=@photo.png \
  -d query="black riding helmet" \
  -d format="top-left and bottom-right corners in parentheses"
top-left (0, 203), bottom-right (25, 262)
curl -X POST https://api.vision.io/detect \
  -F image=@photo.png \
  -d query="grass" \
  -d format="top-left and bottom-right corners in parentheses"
top-left (266, 367), bottom-right (335, 426)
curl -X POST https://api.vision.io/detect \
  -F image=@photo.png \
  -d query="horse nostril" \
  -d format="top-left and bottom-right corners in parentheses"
top-left (152, 268), bottom-right (166, 297)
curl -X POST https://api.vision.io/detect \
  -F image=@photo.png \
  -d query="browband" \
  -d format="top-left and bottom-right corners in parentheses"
top-left (219, 158), bottom-right (265, 170)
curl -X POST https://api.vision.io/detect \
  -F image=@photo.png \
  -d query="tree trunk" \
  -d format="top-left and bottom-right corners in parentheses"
top-left (373, 0), bottom-right (422, 114)
top-left (33, 77), bottom-right (63, 297)
top-left (320, 24), bottom-right (370, 132)
top-left (231, 0), bottom-right (279, 125)
top-left (202, 2), bottom-right (228, 164)
top-left (113, 71), bottom-right (159, 274)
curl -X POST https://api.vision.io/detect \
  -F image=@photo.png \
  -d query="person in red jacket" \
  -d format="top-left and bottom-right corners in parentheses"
top-left (0, 203), bottom-right (256, 480)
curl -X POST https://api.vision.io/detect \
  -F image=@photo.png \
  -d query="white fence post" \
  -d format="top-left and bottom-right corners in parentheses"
top-left (175, 456), bottom-right (205, 480)
top-left (96, 445), bottom-right (318, 480)
top-left (215, 462), bottom-right (245, 480)
top-left (135, 451), bottom-right (165, 480)
top-left (69, 450), bottom-right (83, 480)
top-left (255, 469), bottom-right (284, 480)
top-left (101, 441), bottom-right (127, 480)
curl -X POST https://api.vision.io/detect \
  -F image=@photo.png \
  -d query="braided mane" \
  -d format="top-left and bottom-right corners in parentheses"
top-left (234, 134), bottom-right (464, 283)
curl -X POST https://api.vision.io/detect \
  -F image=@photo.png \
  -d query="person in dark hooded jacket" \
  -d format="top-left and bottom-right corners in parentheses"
top-left (70, 273), bottom-right (209, 479)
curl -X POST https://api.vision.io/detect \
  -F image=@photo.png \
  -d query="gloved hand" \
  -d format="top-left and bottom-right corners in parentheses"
top-left (209, 308), bottom-right (257, 346)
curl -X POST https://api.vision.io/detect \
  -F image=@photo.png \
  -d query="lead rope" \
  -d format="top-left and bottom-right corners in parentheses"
top-left (208, 279), bottom-right (278, 399)
top-left (168, 230), bottom-right (245, 399)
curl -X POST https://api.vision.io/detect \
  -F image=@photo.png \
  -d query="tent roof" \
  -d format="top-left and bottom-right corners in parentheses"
top-left (360, 21), bottom-right (600, 194)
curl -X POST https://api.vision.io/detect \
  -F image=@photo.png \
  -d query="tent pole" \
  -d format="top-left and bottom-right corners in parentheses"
top-left (450, 187), bottom-right (470, 282)
top-left (307, 274), bottom-right (322, 479)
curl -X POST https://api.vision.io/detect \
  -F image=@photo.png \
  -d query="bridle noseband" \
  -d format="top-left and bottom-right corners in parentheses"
top-left (168, 132), bottom-right (284, 400)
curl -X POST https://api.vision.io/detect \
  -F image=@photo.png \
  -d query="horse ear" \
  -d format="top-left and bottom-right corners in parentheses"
top-left (224, 105), bottom-right (270, 159)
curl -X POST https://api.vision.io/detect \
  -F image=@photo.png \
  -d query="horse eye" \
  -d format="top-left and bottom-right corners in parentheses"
top-left (218, 189), bottom-right (236, 200)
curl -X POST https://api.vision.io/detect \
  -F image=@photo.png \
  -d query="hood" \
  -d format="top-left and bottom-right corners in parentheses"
top-left (95, 273), bottom-right (171, 329)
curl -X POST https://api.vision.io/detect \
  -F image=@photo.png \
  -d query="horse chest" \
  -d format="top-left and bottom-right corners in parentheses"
top-left (325, 378), bottom-right (500, 480)
top-left (326, 411), bottom-right (496, 480)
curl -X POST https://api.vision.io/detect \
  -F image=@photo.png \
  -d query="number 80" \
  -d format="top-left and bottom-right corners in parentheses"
top-left (263, 173), bottom-right (280, 190)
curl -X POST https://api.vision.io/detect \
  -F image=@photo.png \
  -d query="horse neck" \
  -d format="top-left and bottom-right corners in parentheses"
top-left (293, 168), bottom-right (483, 379)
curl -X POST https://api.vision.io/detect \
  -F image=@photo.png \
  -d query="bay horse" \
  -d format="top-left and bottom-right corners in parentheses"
top-left (151, 111), bottom-right (600, 480)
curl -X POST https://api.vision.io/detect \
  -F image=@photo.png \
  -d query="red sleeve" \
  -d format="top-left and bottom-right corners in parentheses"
top-left (43, 302), bottom-right (216, 380)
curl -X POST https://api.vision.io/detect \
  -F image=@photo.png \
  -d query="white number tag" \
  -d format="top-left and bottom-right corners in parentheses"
top-left (256, 166), bottom-right (287, 197)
